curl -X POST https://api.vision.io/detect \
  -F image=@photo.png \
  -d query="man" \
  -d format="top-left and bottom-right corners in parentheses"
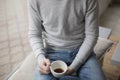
top-left (28, 0), bottom-right (106, 80)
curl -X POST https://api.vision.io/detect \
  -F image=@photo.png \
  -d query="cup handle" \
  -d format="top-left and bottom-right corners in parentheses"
top-left (50, 66), bottom-right (52, 72)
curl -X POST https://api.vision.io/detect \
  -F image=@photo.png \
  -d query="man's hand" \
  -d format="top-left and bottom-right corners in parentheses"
top-left (66, 67), bottom-right (74, 75)
top-left (38, 58), bottom-right (51, 74)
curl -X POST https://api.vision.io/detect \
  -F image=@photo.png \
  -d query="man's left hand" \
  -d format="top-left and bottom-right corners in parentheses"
top-left (65, 67), bottom-right (74, 75)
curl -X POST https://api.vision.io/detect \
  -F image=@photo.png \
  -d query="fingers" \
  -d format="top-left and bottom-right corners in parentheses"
top-left (38, 59), bottom-right (51, 74)
top-left (65, 67), bottom-right (74, 75)
top-left (45, 59), bottom-right (51, 66)
top-left (40, 59), bottom-right (50, 71)
top-left (44, 59), bottom-right (51, 71)
top-left (38, 67), bottom-right (50, 74)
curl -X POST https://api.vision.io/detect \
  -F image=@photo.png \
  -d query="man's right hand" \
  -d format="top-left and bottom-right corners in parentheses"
top-left (38, 58), bottom-right (51, 74)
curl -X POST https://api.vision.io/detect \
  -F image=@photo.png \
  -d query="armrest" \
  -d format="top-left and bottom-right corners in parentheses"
top-left (111, 41), bottom-right (120, 66)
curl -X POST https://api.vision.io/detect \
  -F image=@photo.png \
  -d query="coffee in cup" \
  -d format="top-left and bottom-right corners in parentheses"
top-left (54, 68), bottom-right (64, 73)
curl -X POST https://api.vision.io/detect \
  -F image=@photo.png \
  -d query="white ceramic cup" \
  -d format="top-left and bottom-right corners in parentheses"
top-left (50, 60), bottom-right (68, 78)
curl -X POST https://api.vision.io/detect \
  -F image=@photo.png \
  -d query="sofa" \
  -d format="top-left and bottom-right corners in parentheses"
top-left (98, 0), bottom-right (111, 16)
top-left (7, 0), bottom-right (112, 80)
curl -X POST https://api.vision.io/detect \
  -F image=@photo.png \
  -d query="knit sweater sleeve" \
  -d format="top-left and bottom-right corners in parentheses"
top-left (28, 0), bottom-right (45, 60)
top-left (70, 0), bottom-right (99, 71)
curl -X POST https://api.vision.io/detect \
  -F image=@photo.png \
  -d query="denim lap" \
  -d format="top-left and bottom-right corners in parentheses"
top-left (78, 55), bottom-right (106, 80)
top-left (34, 66), bottom-right (58, 80)
top-left (45, 49), bottom-right (77, 64)
top-left (34, 48), bottom-right (106, 80)
top-left (60, 76), bottom-right (80, 80)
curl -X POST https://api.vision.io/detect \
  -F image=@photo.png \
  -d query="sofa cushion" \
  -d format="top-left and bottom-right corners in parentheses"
top-left (94, 37), bottom-right (113, 60)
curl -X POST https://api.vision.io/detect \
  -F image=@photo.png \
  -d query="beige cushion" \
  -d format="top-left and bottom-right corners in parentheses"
top-left (8, 53), bottom-right (36, 80)
top-left (94, 37), bottom-right (113, 60)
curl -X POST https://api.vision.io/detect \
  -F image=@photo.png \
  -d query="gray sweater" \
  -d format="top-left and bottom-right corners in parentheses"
top-left (28, 0), bottom-right (99, 71)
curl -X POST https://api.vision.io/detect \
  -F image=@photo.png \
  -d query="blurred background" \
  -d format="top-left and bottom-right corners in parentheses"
top-left (0, 0), bottom-right (120, 80)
